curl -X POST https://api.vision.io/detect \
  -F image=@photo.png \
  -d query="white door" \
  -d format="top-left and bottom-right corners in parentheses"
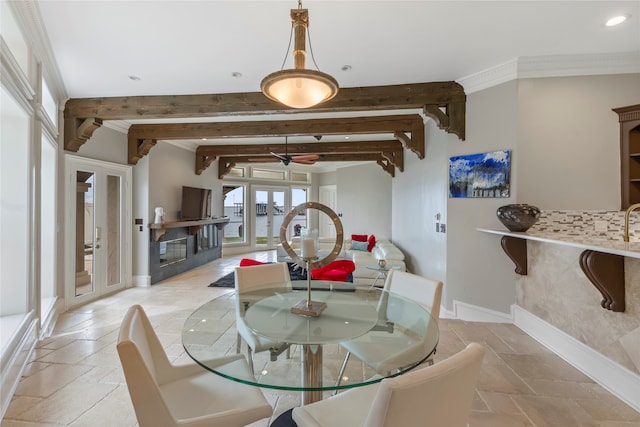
top-left (319, 185), bottom-right (337, 238)
top-left (65, 156), bottom-right (131, 308)
top-left (252, 187), bottom-right (287, 250)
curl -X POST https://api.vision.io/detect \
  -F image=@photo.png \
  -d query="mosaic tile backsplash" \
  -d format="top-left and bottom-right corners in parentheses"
top-left (528, 210), bottom-right (640, 243)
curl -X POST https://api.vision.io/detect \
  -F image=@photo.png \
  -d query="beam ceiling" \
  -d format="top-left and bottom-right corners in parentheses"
top-left (63, 81), bottom-right (466, 177)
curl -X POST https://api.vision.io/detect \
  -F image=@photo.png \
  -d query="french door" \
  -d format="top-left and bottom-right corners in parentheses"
top-left (319, 185), bottom-right (337, 238)
top-left (253, 187), bottom-right (286, 250)
top-left (65, 156), bottom-right (131, 308)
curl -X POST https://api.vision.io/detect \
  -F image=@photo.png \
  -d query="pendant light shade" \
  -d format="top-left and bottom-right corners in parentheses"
top-left (261, 3), bottom-right (339, 109)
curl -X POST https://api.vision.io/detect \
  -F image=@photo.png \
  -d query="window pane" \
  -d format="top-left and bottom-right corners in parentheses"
top-left (223, 185), bottom-right (245, 243)
top-left (252, 169), bottom-right (285, 180)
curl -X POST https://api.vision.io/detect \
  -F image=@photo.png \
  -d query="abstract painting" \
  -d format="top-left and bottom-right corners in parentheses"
top-left (449, 150), bottom-right (511, 198)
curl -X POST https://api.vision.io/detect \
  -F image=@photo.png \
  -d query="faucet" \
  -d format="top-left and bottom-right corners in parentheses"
top-left (623, 203), bottom-right (640, 242)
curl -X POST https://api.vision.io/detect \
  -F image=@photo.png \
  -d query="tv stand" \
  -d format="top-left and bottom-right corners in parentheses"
top-left (149, 217), bottom-right (230, 242)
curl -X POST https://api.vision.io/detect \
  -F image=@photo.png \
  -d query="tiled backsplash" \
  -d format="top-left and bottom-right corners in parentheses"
top-left (530, 210), bottom-right (639, 242)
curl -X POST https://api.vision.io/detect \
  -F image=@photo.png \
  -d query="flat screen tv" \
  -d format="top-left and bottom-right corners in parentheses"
top-left (181, 186), bottom-right (212, 221)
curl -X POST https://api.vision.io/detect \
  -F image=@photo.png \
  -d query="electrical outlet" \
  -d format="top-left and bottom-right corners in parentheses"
top-left (594, 221), bottom-right (608, 232)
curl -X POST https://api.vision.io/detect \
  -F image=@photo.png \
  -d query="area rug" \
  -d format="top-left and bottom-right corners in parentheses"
top-left (209, 263), bottom-right (308, 288)
top-left (209, 262), bottom-right (354, 290)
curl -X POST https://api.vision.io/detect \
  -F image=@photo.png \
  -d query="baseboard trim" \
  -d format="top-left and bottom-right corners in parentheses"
top-left (513, 305), bottom-right (640, 413)
top-left (133, 275), bottom-right (151, 287)
top-left (441, 300), bottom-right (513, 323)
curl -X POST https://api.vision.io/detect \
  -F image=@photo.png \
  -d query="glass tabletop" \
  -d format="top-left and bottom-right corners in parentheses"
top-left (182, 285), bottom-right (439, 392)
top-left (366, 264), bottom-right (402, 272)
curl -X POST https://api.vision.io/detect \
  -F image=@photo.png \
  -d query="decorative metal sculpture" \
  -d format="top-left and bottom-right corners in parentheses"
top-left (279, 202), bottom-right (344, 316)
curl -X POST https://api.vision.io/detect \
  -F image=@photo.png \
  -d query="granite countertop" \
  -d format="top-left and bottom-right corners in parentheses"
top-left (477, 228), bottom-right (640, 259)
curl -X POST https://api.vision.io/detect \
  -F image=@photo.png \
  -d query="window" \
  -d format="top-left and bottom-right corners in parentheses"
top-left (223, 185), bottom-right (246, 243)
top-left (252, 168), bottom-right (285, 180)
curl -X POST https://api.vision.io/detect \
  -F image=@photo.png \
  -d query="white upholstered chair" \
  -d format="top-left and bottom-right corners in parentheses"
top-left (336, 269), bottom-right (443, 385)
top-left (293, 342), bottom-right (485, 427)
top-left (234, 261), bottom-right (292, 373)
top-left (117, 304), bottom-right (272, 427)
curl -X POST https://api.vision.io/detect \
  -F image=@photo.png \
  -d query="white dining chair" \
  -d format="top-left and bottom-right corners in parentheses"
top-left (117, 304), bottom-right (272, 427)
top-left (234, 261), bottom-right (292, 373)
top-left (293, 342), bottom-right (485, 427)
top-left (335, 269), bottom-right (443, 386)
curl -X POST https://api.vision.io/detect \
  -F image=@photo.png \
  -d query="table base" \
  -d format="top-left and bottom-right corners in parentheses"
top-left (291, 299), bottom-right (327, 317)
top-left (302, 344), bottom-right (323, 404)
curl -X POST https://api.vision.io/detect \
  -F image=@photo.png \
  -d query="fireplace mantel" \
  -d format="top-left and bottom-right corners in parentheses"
top-left (149, 217), bottom-right (230, 241)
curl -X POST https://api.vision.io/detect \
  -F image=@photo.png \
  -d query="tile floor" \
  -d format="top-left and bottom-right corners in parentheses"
top-left (2, 251), bottom-right (640, 427)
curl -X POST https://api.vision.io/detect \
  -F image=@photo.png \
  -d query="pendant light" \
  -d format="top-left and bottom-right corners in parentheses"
top-left (261, 1), bottom-right (339, 109)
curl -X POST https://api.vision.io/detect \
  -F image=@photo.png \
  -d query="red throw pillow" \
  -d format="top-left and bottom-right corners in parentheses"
top-left (367, 234), bottom-right (376, 252)
top-left (351, 234), bottom-right (368, 242)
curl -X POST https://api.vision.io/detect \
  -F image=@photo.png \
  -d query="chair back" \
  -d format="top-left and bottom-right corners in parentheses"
top-left (381, 269), bottom-right (442, 322)
top-left (234, 261), bottom-right (291, 293)
top-left (365, 342), bottom-right (485, 427)
top-left (117, 305), bottom-right (175, 426)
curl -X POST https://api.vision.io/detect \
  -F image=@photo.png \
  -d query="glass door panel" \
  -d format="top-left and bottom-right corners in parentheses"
top-left (253, 188), bottom-right (286, 250)
top-left (271, 190), bottom-right (285, 247)
top-left (75, 171), bottom-right (95, 296)
top-left (106, 174), bottom-right (121, 287)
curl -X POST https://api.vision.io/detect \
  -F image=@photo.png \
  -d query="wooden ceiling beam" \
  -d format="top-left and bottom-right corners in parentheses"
top-left (130, 116), bottom-right (420, 165)
top-left (195, 140), bottom-right (403, 175)
top-left (64, 82), bottom-right (464, 120)
top-left (63, 82), bottom-right (466, 153)
top-left (196, 140), bottom-right (402, 157)
top-left (128, 114), bottom-right (423, 140)
top-left (217, 152), bottom-right (399, 179)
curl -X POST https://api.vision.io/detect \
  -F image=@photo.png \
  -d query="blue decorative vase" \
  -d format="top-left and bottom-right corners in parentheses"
top-left (496, 204), bottom-right (540, 232)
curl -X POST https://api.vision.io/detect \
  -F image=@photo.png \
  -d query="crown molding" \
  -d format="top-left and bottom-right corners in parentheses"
top-left (458, 52), bottom-right (640, 94)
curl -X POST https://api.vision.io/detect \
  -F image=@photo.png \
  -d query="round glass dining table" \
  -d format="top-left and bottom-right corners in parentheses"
top-left (182, 282), bottom-right (439, 404)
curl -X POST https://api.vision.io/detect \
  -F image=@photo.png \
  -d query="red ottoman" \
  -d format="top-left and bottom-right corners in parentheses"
top-left (310, 260), bottom-right (356, 282)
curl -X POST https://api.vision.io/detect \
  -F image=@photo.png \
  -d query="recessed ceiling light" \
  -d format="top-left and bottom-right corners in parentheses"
top-left (231, 72), bottom-right (243, 78)
top-left (606, 15), bottom-right (629, 26)
top-left (128, 75), bottom-right (141, 81)
top-left (341, 65), bottom-right (352, 72)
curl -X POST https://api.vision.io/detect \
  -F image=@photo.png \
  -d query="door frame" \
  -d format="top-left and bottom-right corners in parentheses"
top-left (251, 185), bottom-right (288, 251)
top-left (64, 155), bottom-right (132, 309)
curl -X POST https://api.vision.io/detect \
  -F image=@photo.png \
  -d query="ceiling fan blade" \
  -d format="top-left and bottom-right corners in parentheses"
top-left (270, 152), bottom-right (289, 162)
top-left (292, 154), bottom-right (320, 161)
top-left (293, 159), bottom-right (316, 165)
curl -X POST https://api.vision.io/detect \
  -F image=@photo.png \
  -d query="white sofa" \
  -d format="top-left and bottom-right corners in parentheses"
top-left (276, 236), bottom-right (406, 286)
top-left (345, 238), bottom-right (406, 286)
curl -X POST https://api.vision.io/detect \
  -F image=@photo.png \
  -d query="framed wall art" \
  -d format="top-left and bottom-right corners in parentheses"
top-left (449, 150), bottom-right (511, 198)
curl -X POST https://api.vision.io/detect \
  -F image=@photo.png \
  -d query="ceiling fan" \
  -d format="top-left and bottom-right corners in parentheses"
top-left (251, 137), bottom-right (320, 165)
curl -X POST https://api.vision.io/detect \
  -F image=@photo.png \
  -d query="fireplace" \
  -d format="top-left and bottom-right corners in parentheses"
top-left (159, 237), bottom-right (187, 266)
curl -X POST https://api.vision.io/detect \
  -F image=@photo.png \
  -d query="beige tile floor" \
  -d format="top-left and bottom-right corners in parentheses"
top-left (3, 251), bottom-right (640, 427)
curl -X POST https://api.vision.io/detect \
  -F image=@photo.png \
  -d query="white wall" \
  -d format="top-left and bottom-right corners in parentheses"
top-left (444, 80), bottom-right (521, 313)
top-left (391, 74), bottom-right (640, 315)
top-left (392, 119), bottom-right (449, 286)
top-left (336, 163), bottom-right (392, 239)
top-left (148, 141), bottom-right (222, 222)
top-left (72, 126), bottom-right (128, 165)
top-left (517, 74), bottom-right (640, 210)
